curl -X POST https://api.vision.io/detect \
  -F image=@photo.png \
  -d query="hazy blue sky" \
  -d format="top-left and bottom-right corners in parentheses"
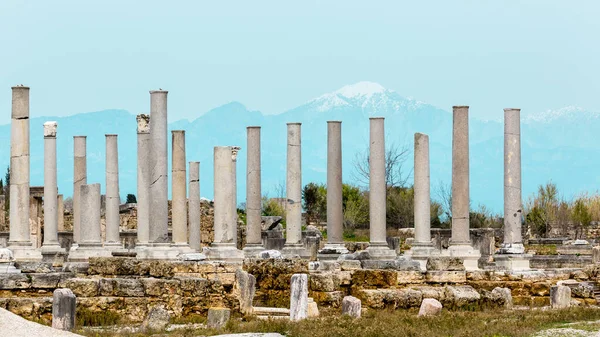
top-left (1, 1), bottom-right (598, 124)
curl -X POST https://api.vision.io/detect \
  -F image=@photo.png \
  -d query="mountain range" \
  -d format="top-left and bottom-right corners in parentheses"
top-left (0, 81), bottom-right (598, 213)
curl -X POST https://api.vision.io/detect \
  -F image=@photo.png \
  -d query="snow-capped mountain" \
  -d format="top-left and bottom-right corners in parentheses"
top-left (523, 106), bottom-right (600, 124)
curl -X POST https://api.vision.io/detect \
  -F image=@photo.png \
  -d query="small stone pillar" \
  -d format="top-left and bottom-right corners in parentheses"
top-left (136, 114), bottom-right (150, 247)
top-left (405, 133), bottom-right (435, 269)
top-left (149, 90), bottom-right (169, 244)
top-left (52, 288), bottom-right (76, 331)
top-left (319, 121), bottom-right (348, 259)
top-left (104, 134), bottom-right (121, 248)
top-left (231, 146), bottom-right (241, 246)
top-left (366, 117), bottom-right (396, 260)
top-left (8, 85), bottom-right (41, 261)
top-left (243, 127), bottom-right (265, 256)
top-left (41, 122), bottom-right (65, 256)
top-left (188, 161), bottom-right (201, 251)
top-left (282, 123), bottom-right (307, 258)
top-left (171, 130), bottom-right (189, 248)
top-left (57, 194), bottom-right (65, 232)
top-left (72, 135), bottom-right (87, 249)
top-left (207, 307), bottom-right (231, 329)
top-left (68, 183), bottom-right (111, 261)
top-left (446, 106), bottom-right (480, 270)
top-left (207, 146), bottom-right (243, 261)
top-left (290, 273), bottom-right (308, 321)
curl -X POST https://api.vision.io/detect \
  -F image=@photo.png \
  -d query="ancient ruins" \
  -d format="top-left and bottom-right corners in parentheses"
top-left (1, 85), bottom-right (599, 326)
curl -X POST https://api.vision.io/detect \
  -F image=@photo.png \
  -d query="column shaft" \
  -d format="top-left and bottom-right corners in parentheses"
top-left (79, 183), bottom-right (102, 246)
top-left (326, 121), bottom-right (343, 245)
top-left (57, 195), bottom-right (64, 232)
top-left (451, 106), bottom-right (471, 245)
top-left (413, 133), bottom-right (431, 245)
top-left (231, 147), bottom-right (241, 245)
top-left (73, 136), bottom-right (87, 244)
top-left (245, 127), bottom-right (262, 245)
top-left (369, 118), bottom-right (387, 244)
top-left (214, 146), bottom-right (233, 243)
top-left (43, 122), bottom-right (59, 247)
top-left (286, 123), bottom-right (302, 245)
top-left (136, 114), bottom-right (150, 245)
top-left (171, 130), bottom-right (188, 245)
top-left (504, 108), bottom-right (522, 245)
top-left (149, 90), bottom-right (169, 243)
top-left (188, 161), bottom-right (201, 250)
top-left (105, 134), bottom-right (120, 245)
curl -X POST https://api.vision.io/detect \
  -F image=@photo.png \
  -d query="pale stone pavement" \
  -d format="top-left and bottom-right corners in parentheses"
top-left (0, 308), bottom-right (82, 337)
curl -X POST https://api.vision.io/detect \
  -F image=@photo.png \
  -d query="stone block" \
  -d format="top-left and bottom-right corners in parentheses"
top-left (336, 271), bottom-right (352, 286)
top-left (207, 307), bottom-right (230, 329)
top-left (233, 269), bottom-right (256, 315)
top-left (592, 246), bottom-right (600, 264)
top-left (140, 278), bottom-right (181, 297)
top-left (481, 287), bottom-right (512, 308)
top-left (309, 273), bottom-right (338, 292)
top-left (57, 278), bottom-right (99, 297)
top-left (52, 288), bottom-right (76, 331)
top-left (550, 285), bottom-right (571, 309)
top-left (140, 306), bottom-right (171, 332)
top-left (397, 271), bottom-right (425, 284)
top-left (99, 278), bottom-right (145, 297)
top-left (290, 274), bottom-right (308, 321)
top-left (318, 261), bottom-right (341, 271)
top-left (341, 296), bottom-right (361, 318)
top-left (207, 272), bottom-right (236, 286)
top-left (418, 298), bottom-right (442, 316)
top-left (15, 262), bottom-right (53, 273)
top-left (445, 286), bottom-right (481, 308)
top-left (258, 250), bottom-right (283, 259)
top-left (361, 257), bottom-right (420, 271)
top-left (412, 286), bottom-right (447, 303)
top-left (311, 291), bottom-right (344, 307)
top-left (351, 269), bottom-right (397, 288)
top-left (31, 273), bottom-right (62, 289)
top-left (426, 257), bottom-right (465, 271)
top-left (529, 282), bottom-right (551, 296)
top-left (425, 271), bottom-right (466, 283)
top-left (339, 260), bottom-right (362, 271)
top-left (0, 274), bottom-right (31, 289)
top-left (307, 297), bottom-right (319, 318)
top-left (572, 282), bottom-right (595, 298)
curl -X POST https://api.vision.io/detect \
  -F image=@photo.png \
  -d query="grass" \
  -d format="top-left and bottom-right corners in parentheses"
top-left (76, 307), bottom-right (600, 337)
top-left (525, 244), bottom-right (558, 255)
top-left (343, 229), bottom-right (370, 242)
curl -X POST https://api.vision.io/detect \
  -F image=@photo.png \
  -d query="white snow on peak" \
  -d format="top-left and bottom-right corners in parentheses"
top-left (524, 106), bottom-right (600, 123)
top-left (335, 81), bottom-right (387, 99)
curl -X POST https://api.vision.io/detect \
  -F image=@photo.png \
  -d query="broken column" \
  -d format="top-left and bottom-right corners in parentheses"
top-left (282, 123), bottom-right (307, 258)
top-left (136, 114), bottom-right (150, 247)
top-left (188, 161), bottom-right (201, 251)
top-left (72, 135), bottom-right (87, 250)
top-left (149, 90), bottom-right (169, 244)
top-left (171, 130), bottom-right (190, 248)
top-left (243, 127), bottom-right (265, 256)
top-left (366, 117), bottom-right (396, 260)
top-left (231, 146), bottom-right (241, 246)
top-left (52, 288), bottom-right (76, 331)
top-left (207, 146), bottom-right (243, 261)
top-left (405, 133), bottom-right (435, 269)
top-left (319, 121), bottom-right (348, 259)
top-left (290, 273), bottom-right (308, 321)
top-left (68, 183), bottom-right (111, 261)
top-left (447, 106), bottom-right (480, 270)
top-left (104, 134), bottom-right (121, 249)
top-left (496, 108), bottom-right (530, 270)
top-left (8, 85), bottom-right (41, 261)
top-left (41, 121), bottom-right (65, 256)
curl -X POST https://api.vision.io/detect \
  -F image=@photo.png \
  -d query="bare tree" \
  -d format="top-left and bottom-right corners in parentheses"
top-left (352, 142), bottom-right (411, 190)
top-left (435, 181), bottom-right (452, 222)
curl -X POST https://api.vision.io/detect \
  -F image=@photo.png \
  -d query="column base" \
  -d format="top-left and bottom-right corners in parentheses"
top-left (366, 242), bottom-right (397, 261)
top-left (206, 242), bottom-right (244, 262)
top-left (67, 243), bottom-right (112, 262)
top-left (103, 242), bottom-right (125, 250)
top-left (8, 242), bottom-right (43, 262)
top-left (242, 244), bottom-right (266, 258)
top-left (497, 243), bottom-right (525, 254)
top-left (282, 243), bottom-right (309, 259)
top-left (135, 243), bottom-right (185, 260)
top-left (41, 244), bottom-right (67, 265)
top-left (444, 244), bottom-right (481, 271)
top-left (317, 243), bottom-right (349, 261)
top-left (403, 243), bottom-right (438, 271)
top-left (0, 248), bottom-right (21, 273)
top-left (494, 253), bottom-right (532, 271)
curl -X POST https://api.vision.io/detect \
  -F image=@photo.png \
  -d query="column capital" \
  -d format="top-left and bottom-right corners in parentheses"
top-left (43, 121), bottom-right (58, 137)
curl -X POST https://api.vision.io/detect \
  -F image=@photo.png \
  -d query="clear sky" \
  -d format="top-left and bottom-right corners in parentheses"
top-left (1, 1), bottom-right (598, 124)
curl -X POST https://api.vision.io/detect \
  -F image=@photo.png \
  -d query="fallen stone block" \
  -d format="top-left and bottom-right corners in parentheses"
top-left (341, 296), bottom-right (361, 318)
top-left (208, 307), bottom-right (231, 329)
top-left (426, 257), bottom-right (465, 271)
top-left (140, 306), bottom-right (171, 332)
top-left (418, 298), bottom-right (442, 316)
top-left (550, 285), bottom-right (571, 309)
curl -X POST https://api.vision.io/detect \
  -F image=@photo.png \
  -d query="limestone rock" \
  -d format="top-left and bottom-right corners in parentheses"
top-left (57, 278), bottom-right (99, 297)
top-left (0, 274), bottom-right (31, 289)
top-left (361, 257), bottom-right (420, 271)
top-left (338, 250), bottom-right (371, 261)
top-left (418, 298), bottom-right (442, 316)
top-left (52, 288), bottom-right (76, 331)
top-left (257, 250), bottom-right (283, 259)
top-left (290, 274), bottom-right (308, 321)
top-left (593, 246), bottom-right (600, 264)
top-left (234, 269), bottom-right (256, 315)
top-left (341, 296), bottom-right (361, 318)
top-left (339, 260), bottom-right (361, 270)
top-left (207, 307), bottom-right (231, 329)
top-left (99, 278), bottom-right (144, 297)
top-left (550, 285), bottom-right (571, 309)
top-left (572, 282), bottom-right (595, 298)
top-left (261, 216), bottom-right (283, 231)
top-left (481, 287), bottom-right (512, 308)
top-left (141, 306), bottom-right (171, 332)
top-left (360, 289), bottom-right (422, 309)
top-left (445, 286), bottom-right (481, 308)
top-left (426, 257), bottom-right (465, 271)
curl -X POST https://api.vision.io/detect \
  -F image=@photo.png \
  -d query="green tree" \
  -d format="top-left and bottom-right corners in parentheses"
top-left (342, 184), bottom-right (369, 229)
top-left (262, 196), bottom-right (286, 218)
top-left (386, 186), bottom-right (414, 229)
top-left (572, 198), bottom-right (591, 239)
top-left (302, 183), bottom-right (326, 225)
top-left (4, 166), bottom-right (9, 213)
top-left (126, 193), bottom-right (137, 203)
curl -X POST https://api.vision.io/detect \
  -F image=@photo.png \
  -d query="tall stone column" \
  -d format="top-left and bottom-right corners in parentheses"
top-left (366, 117), bottom-right (396, 260)
top-left (243, 127), bottom-right (265, 256)
top-left (208, 146), bottom-right (243, 261)
top-left (231, 146), bottom-right (241, 246)
top-left (41, 121), bottom-right (65, 256)
top-left (319, 121), bottom-right (348, 259)
top-left (57, 194), bottom-right (65, 232)
top-left (68, 183), bottom-right (111, 261)
top-left (149, 90), bottom-right (169, 244)
top-left (136, 114), bottom-right (150, 247)
top-left (8, 85), bottom-right (41, 261)
top-left (171, 130), bottom-right (189, 247)
top-left (282, 123), bottom-right (307, 257)
top-left (502, 108), bottom-right (523, 253)
top-left (447, 106), bottom-right (480, 270)
top-left (72, 136), bottom-right (87, 249)
top-left (104, 134), bottom-right (121, 248)
top-left (188, 161), bottom-right (201, 251)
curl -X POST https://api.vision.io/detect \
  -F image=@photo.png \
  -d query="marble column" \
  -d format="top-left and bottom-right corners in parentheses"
top-left (243, 127), bottom-right (265, 256)
top-left (57, 194), bottom-right (65, 232)
top-left (136, 114), bottom-right (150, 246)
top-left (231, 146), bottom-right (241, 246)
top-left (149, 90), bottom-right (169, 244)
top-left (188, 161), bottom-right (201, 251)
top-left (320, 121), bottom-right (348, 258)
top-left (41, 121), bottom-right (64, 255)
top-left (8, 85), bottom-right (41, 261)
top-left (104, 134), bottom-right (121, 248)
top-left (282, 123), bottom-right (306, 257)
top-left (501, 108), bottom-right (525, 254)
top-left (72, 136), bottom-right (87, 248)
top-left (413, 133), bottom-right (432, 246)
top-left (208, 146), bottom-right (243, 261)
top-left (171, 130), bottom-right (189, 247)
top-left (366, 117), bottom-right (396, 260)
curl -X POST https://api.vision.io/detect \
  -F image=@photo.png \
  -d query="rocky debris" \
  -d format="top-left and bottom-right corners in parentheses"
top-left (15, 262), bottom-right (53, 273)
top-left (418, 298), bottom-right (443, 316)
top-left (52, 288), bottom-right (76, 331)
top-left (234, 269), bottom-right (256, 315)
top-left (338, 250), bottom-right (371, 261)
top-left (257, 250), bottom-right (283, 259)
top-left (305, 225), bottom-right (323, 239)
top-left (360, 289), bottom-right (422, 309)
top-left (140, 306), bottom-right (171, 332)
top-left (445, 286), bottom-right (481, 309)
top-left (572, 282), bottom-right (595, 298)
top-left (261, 216), bottom-right (283, 231)
top-left (426, 257), bottom-right (465, 271)
top-left (344, 242), bottom-right (370, 253)
top-left (361, 257), bottom-right (420, 271)
top-left (481, 287), bottom-right (512, 309)
top-left (208, 307), bottom-right (231, 329)
top-left (341, 296), bottom-right (361, 318)
top-left (550, 285), bottom-right (572, 309)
